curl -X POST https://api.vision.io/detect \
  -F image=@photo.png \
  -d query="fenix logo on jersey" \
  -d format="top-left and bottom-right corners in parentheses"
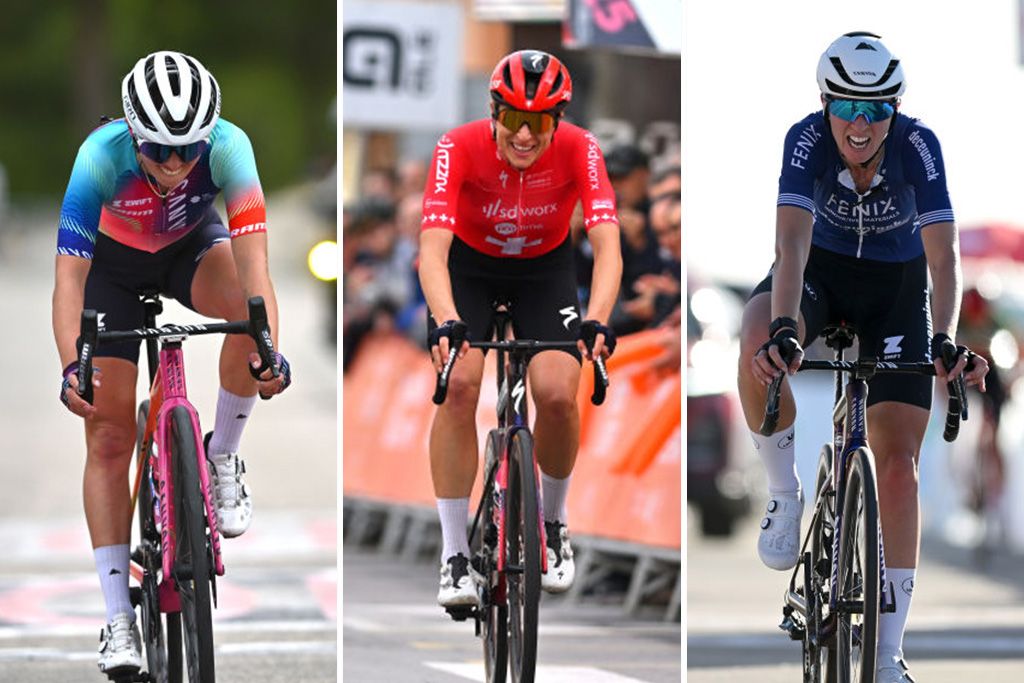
top-left (790, 122), bottom-right (822, 170)
top-left (433, 136), bottom-right (454, 194)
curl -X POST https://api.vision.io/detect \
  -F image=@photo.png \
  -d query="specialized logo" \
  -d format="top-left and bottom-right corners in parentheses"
top-left (530, 53), bottom-right (544, 69)
top-left (883, 335), bottom-right (904, 358)
top-left (559, 306), bottom-right (579, 330)
top-left (433, 136), bottom-right (454, 194)
top-left (424, 198), bottom-right (448, 209)
top-left (901, 577), bottom-right (914, 596)
top-left (591, 199), bottom-right (614, 211)
top-left (499, 170), bottom-right (509, 189)
top-left (511, 378), bottom-right (526, 415)
top-left (778, 432), bottom-right (794, 449)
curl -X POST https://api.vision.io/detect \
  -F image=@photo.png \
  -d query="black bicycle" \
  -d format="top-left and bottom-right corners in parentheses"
top-left (763, 324), bottom-right (968, 683)
top-left (433, 304), bottom-right (609, 683)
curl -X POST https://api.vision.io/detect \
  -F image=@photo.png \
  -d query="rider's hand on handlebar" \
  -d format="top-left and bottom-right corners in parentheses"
top-left (60, 363), bottom-right (100, 418)
top-left (931, 333), bottom-right (988, 391)
top-left (577, 320), bottom-right (616, 361)
top-left (429, 320), bottom-right (470, 373)
top-left (249, 351), bottom-right (291, 398)
top-left (752, 318), bottom-right (804, 385)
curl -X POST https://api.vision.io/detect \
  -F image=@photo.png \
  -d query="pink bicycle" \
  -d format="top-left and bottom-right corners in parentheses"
top-left (76, 294), bottom-right (278, 683)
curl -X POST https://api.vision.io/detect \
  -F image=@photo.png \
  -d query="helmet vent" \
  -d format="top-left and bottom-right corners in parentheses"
top-left (855, 42), bottom-right (878, 51)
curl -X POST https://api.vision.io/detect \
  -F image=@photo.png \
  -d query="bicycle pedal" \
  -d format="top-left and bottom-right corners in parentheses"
top-left (779, 613), bottom-right (806, 641)
top-left (445, 605), bottom-right (476, 622)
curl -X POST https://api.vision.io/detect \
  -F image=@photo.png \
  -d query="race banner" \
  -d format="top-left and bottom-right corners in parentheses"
top-left (343, 1), bottom-right (464, 130)
top-left (564, 0), bottom-right (681, 55)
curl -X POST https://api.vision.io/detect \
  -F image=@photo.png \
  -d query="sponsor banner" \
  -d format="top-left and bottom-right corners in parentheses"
top-left (474, 0), bottom-right (564, 22)
top-left (564, 0), bottom-right (681, 55)
top-left (343, 1), bottom-right (464, 130)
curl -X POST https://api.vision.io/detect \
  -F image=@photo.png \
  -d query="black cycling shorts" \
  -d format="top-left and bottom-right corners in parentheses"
top-left (750, 245), bottom-right (932, 410)
top-left (427, 236), bottom-right (583, 363)
top-left (84, 209), bottom-right (230, 363)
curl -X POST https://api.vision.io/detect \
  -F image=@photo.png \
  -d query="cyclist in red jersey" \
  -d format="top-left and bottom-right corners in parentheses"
top-left (419, 49), bottom-right (622, 608)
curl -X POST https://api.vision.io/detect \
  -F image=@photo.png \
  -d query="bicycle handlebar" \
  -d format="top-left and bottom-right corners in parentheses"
top-left (75, 296), bottom-right (276, 405)
top-left (431, 339), bottom-right (609, 406)
top-left (759, 358), bottom-right (968, 442)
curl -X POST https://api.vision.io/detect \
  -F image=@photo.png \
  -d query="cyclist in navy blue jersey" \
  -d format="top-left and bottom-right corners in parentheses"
top-left (736, 32), bottom-right (987, 683)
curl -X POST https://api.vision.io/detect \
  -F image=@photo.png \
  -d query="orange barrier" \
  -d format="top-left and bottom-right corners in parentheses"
top-left (342, 330), bottom-right (681, 549)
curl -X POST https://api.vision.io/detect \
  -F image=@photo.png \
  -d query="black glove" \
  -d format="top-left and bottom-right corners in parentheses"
top-left (253, 352), bottom-right (292, 399)
top-left (428, 319), bottom-right (469, 349)
top-left (578, 319), bottom-right (617, 357)
top-left (930, 333), bottom-right (975, 373)
top-left (759, 316), bottom-right (802, 369)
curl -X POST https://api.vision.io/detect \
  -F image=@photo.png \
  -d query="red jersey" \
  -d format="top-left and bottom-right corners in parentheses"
top-left (421, 119), bottom-right (619, 258)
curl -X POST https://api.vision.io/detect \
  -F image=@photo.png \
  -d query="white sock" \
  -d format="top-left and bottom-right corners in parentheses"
top-left (208, 388), bottom-right (257, 462)
top-left (878, 567), bottom-right (915, 660)
top-left (95, 544), bottom-right (133, 623)
top-left (751, 426), bottom-right (800, 494)
top-left (541, 472), bottom-right (571, 525)
top-left (437, 497), bottom-right (471, 561)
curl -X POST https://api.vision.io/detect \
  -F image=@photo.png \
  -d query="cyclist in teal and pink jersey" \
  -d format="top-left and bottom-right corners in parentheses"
top-left (52, 51), bottom-right (291, 678)
top-left (420, 49), bottom-right (622, 609)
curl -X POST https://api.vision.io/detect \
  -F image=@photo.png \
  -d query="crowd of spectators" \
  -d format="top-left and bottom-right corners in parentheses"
top-left (342, 143), bottom-right (681, 372)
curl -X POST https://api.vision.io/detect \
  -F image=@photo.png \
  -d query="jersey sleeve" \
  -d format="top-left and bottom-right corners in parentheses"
top-left (209, 121), bottom-right (267, 238)
top-left (576, 130), bottom-right (619, 231)
top-left (420, 132), bottom-right (463, 232)
top-left (57, 138), bottom-right (116, 259)
top-left (902, 120), bottom-right (954, 228)
top-left (777, 115), bottom-right (826, 215)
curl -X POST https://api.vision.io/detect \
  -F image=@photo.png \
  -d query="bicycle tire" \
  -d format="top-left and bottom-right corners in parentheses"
top-left (836, 447), bottom-right (880, 683)
top-left (171, 406), bottom-right (216, 682)
top-left (478, 431), bottom-right (508, 683)
top-left (506, 429), bottom-right (540, 683)
top-left (135, 400), bottom-right (182, 683)
top-left (807, 445), bottom-right (838, 683)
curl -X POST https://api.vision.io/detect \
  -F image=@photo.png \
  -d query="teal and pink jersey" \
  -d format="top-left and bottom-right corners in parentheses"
top-left (57, 117), bottom-right (266, 258)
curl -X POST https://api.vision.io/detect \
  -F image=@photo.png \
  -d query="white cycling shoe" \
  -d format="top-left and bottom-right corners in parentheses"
top-left (542, 521), bottom-right (575, 593)
top-left (207, 451), bottom-right (253, 538)
top-left (877, 650), bottom-right (916, 682)
top-left (757, 490), bottom-right (803, 570)
top-left (437, 553), bottom-right (481, 608)
top-left (97, 612), bottom-right (143, 676)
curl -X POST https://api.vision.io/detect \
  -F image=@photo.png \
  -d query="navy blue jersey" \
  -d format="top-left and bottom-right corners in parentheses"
top-left (777, 111), bottom-right (954, 262)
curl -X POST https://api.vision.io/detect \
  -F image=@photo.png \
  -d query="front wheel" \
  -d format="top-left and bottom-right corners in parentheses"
top-left (507, 429), bottom-right (540, 683)
top-left (835, 447), bottom-right (880, 683)
top-left (135, 400), bottom-right (182, 683)
top-left (478, 430), bottom-right (508, 683)
top-left (171, 406), bottom-right (216, 682)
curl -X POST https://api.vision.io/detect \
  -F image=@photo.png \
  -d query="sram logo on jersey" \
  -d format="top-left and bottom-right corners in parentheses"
top-left (482, 198), bottom-right (558, 220)
top-left (433, 136), bottom-right (455, 194)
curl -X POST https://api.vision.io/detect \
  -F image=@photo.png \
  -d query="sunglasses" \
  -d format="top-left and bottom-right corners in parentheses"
top-left (496, 108), bottom-right (557, 134)
top-left (136, 139), bottom-right (209, 163)
top-left (826, 98), bottom-right (895, 124)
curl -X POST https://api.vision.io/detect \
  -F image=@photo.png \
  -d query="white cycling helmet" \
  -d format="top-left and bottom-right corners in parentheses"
top-left (817, 32), bottom-right (905, 100)
top-left (122, 51), bottom-right (221, 145)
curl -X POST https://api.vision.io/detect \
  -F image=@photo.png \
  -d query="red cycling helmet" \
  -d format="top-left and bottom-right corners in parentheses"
top-left (489, 50), bottom-right (572, 112)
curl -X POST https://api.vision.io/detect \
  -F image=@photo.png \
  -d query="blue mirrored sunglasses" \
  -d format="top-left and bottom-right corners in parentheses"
top-left (827, 98), bottom-right (895, 124)
top-left (137, 139), bottom-right (209, 163)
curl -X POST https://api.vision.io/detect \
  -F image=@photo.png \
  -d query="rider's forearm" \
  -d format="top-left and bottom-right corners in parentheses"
top-left (771, 207), bottom-right (814, 326)
top-left (419, 229), bottom-right (459, 323)
top-left (922, 221), bottom-right (961, 338)
top-left (52, 255), bottom-right (90, 368)
top-left (585, 222), bottom-right (622, 323)
top-left (232, 233), bottom-right (280, 347)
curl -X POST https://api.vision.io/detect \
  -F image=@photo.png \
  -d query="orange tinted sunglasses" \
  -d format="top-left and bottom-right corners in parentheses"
top-left (496, 108), bottom-right (556, 134)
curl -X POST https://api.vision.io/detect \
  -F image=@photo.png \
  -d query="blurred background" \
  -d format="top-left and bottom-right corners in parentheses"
top-left (341, 1), bottom-right (682, 681)
top-left (0, 3), bottom-right (338, 681)
top-left (686, 2), bottom-right (1024, 680)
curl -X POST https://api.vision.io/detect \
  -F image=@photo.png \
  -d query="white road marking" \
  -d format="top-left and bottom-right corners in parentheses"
top-left (426, 661), bottom-right (653, 682)
top-left (0, 619), bottom-right (335, 640)
top-left (688, 632), bottom-right (1024, 655)
top-left (0, 640), bottom-right (336, 663)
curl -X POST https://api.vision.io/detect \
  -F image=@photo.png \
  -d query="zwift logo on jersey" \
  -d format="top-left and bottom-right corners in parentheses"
top-left (882, 335), bottom-right (904, 359)
top-left (482, 198), bottom-right (557, 220)
top-left (434, 136), bottom-right (454, 194)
